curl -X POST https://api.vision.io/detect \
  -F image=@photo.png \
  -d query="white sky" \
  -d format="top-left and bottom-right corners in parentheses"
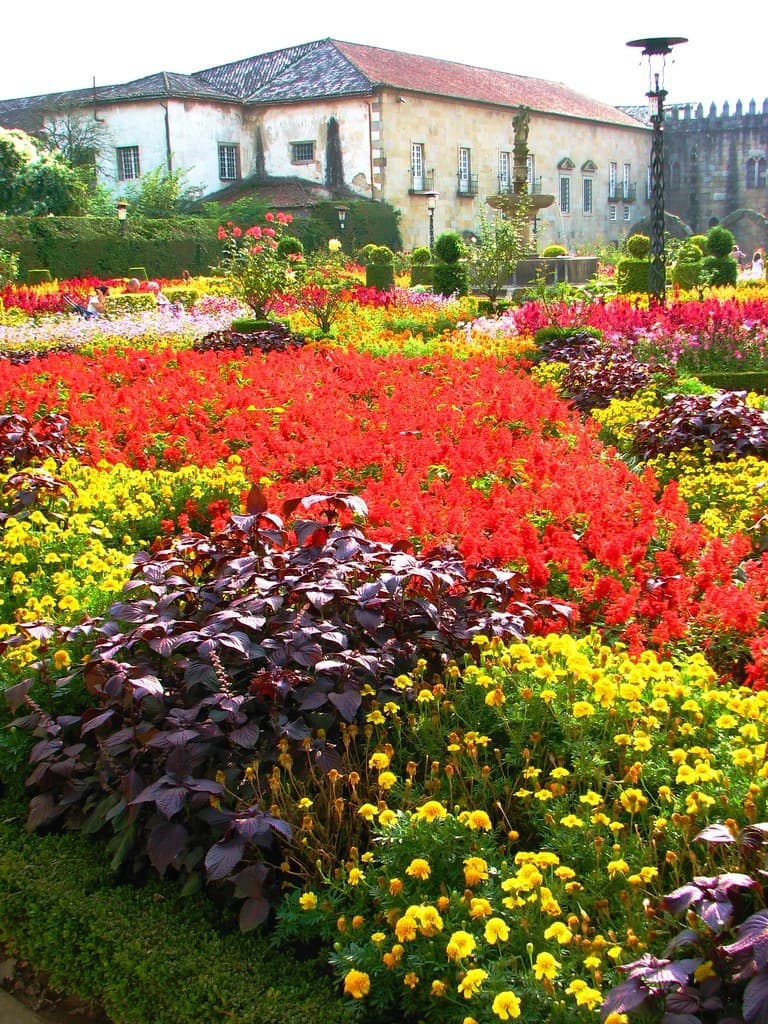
top-left (2, 0), bottom-right (765, 112)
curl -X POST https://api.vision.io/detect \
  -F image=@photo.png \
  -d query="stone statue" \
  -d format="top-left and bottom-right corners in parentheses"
top-left (513, 106), bottom-right (530, 149)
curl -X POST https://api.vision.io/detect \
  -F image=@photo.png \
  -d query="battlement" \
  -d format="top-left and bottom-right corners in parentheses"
top-left (667, 98), bottom-right (768, 124)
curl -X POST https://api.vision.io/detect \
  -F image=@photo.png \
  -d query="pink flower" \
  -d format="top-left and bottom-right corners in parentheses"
top-left (217, 227), bottom-right (227, 240)
top-left (245, 226), bottom-right (262, 238)
top-left (265, 212), bottom-right (274, 222)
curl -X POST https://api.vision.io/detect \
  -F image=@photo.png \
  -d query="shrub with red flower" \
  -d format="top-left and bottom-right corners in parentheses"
top-left (216, 212), bottom-right (294, 318)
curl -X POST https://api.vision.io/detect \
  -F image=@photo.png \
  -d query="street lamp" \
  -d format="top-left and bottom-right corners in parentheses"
top-left (627, 36), bottom-right (687, 304)
top-left (116, 199), bottom-right (128, 237)
top-left (425, 192), bottom-right (438, 250)
top-left (335, 204), bottom-right (349, 246)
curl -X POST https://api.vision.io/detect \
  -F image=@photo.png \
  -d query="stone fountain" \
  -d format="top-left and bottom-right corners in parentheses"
top-left (486, 107), bottom-right (597, 289)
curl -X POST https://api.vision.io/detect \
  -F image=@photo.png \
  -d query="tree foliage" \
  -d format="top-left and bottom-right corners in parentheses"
top-left (466, 209), bottom-right (530, 302)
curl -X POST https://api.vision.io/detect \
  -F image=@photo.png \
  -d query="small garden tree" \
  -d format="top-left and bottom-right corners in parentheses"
top-left (217, 211), bottom-right (295, 319)
top-left (466, 210), bottom-right (529, 303)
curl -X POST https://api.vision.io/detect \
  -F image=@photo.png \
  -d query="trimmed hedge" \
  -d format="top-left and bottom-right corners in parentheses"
top-left (694, 370), bottom-right (768, 393)
top-left (616, 257), bottom-right (649, 294)
top-left (0, 806), bottom-right (350, 1024)
top-left (0, 216), bottom-right (222, 280)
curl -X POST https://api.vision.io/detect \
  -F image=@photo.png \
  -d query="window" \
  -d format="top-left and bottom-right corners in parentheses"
top-left (458, 147), bottom-right (472, 193)
top-left (670, 161), bottom-right (682, 189)
top-left (411, 142), bottom-right (425, 191)
top-left (559, 175), bottom-right (570, 214)
top-left (526, 154), bottom-right (535, 191)
top-left (117, 146), bottom-right (140, 181)
top-left (499, 150), bottom-right (510, 190)
top-left (291, 141), bottom-right (315, 164)
top-left (623, 162), bottom-right (631, 196)
top-left (623, 204), bottom-right (631, 222)
top-left (746, 157), bottom-right (767, 189)
top-left (218, 144), bottom-right (240, 181)
top-left (609, 203), bottom-right (617, 222)
top-left (609, 161), bottom-right (617, 198)
top-left (582, 176), bottom-right (593, 215)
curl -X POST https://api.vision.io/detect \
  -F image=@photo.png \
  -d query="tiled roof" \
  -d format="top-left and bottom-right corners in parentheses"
top-left (193, 40), bottom-right (370, 102)
top-left (331, 40), bottom-right (644, 128)
top-left (207, 174), bottom-right (350, 210)
top-left (0, 72), bottom-right (238, 131)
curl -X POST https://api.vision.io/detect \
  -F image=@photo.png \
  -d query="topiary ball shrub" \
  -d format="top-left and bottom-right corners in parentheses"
top-left (433, 231), bottom-right (465, 264)
top-left (625, 233), bottom-right (651, 259)
top-left (277, 236), bottom-right (304, 260)
top-left (541, 244), bottom-right (567, 257)
top-left (356, 243), bottom-right (378, 266)
top-left (671, 241), bottom-right (704, 290)
top-left (369, 245), bottom-right (394, 265)
top-left (410, 246), bottom-right (432, 266)
top-left (365, 246), bottom-right (396, 289)
top-left (706, 225), bottom-right (735, 258)
top-left (689, 234), bottom-right (708, 256)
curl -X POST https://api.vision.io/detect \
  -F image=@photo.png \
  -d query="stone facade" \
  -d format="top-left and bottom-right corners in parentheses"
top-left (664, 99), bottom-right (768, 253)
top-left (0, 39), bottom-right (653, 252)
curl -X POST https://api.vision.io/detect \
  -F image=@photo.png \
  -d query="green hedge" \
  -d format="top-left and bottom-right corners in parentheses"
top-left (616, 257), bottom-right (649, 294)
top-left (366, 264), bottom-right (395, 290)
top-left (0, 216), bottom-right (222, 280)
top-left (0, 807), bottom-right (350, 1024)
top-left (410, 265), bottom-right (434, 287)
top-left (694, 370), bottom-right (768, 393)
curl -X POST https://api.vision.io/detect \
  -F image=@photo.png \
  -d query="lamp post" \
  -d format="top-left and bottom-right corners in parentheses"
top-left (425, 192), bottom-right (438, 250)
top-left (335, 204), bottom-right (348, 247)
top-left (116, 199), bottom-right (128, 237)
top-left (627, 36), bottom-right (687, 304)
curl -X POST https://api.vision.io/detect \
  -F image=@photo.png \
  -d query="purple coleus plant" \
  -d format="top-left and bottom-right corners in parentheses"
top-left (601, 823), bottom-right (768, 1024)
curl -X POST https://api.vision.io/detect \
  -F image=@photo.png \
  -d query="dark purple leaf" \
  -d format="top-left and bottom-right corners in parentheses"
top-left (155, 786), bottom-right (188, 819)
top-left (205, 838), bottom-right (245, 880)
top-left (328, 688), bottom-right (361, 721)
top-left (695, 823), bottom-right (737, 845)
top-left (723, 910), bottom-right (768, 966)
top-left (80, 709), bottom-right (116, 735)
top-left (743, 971), bottom-right (768, 1022)
top-left (26, 793), bottom-right (63, 830)
top-left (147, 822), bottom-right (189, 874)
top-left (129, 674), bottom-right (164, 699)
top-left (238, 895), bottom-right (271, 932)
top-left (229, 721), bottom-right (260, 748)
top-left (4, 679), bottom-right (32, 711)
top-left (231, 863), bottom-right (269, 897)
top-left (600, 977), bottom-right (652, 1016)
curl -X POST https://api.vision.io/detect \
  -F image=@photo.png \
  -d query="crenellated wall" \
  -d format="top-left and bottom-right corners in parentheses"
top-left (664, 98), bottom-right (768, 251)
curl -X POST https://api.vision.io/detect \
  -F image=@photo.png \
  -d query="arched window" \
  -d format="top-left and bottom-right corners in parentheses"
top-left (746, 157), bottom-right (767, 189)
top-left (670, 161), bottom-right (681, 189)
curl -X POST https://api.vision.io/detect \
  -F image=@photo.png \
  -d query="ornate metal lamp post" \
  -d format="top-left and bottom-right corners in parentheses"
top-left (335, 204), bottom-right (348, 247)
top-left (425, 192), bottom-right (438, 250)
top-left (116, 199), bottom-right (128, 237)
top-left (627, 36), bottom-right (687, 304)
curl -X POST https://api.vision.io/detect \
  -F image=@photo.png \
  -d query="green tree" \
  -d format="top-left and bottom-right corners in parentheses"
top-left (0, 126), bottom-right (88, 214)
top-left (466, 209), bottom-right (529, 303)
top-left (122, 166), bottom-right (202, 218)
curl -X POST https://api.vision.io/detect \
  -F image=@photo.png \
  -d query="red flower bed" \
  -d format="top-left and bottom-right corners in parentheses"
top-left (3, 342), bottom-right (768, 683)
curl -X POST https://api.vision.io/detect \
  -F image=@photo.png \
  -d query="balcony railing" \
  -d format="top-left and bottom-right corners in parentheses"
top-left (457, 173), bottom-right (479, 197)
top-left (497, 176), bottom-right (543, 195)
top-left (608, 182), bottom-right (637, 202)
top-left (409, 169), bottom-right (436, 194)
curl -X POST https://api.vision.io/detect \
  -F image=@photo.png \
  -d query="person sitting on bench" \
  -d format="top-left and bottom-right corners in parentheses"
top-left (86, 285), bottom-right (109, 318)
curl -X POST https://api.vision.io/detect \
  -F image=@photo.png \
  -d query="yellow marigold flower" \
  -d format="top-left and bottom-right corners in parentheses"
top-left (579, 790), bottom-right (603, 806)
top-left (584, 955), bottom-right (602, 970)
top-left (544, 921), bottom-right (573, 945)
top-left (464, 856), bottom-right (489, 887)
top-left (357, 803), bottom-right (378, 821)
top-left (464, 809), bottom-right (492, 831)
top-left (534, 951), bottom-right (560, 981)
top-left (379, 809), bottom-right (398, 827)
top-left (484, 917), bottom-right (510, 944)
top-left (572, 701), bottom-right (595, 717)
top-left (619, 788), bottom-right (648, 814)
top-left (416, 688), bottom-right (435, 703)
top-left (395, 915), bottom-right (418, 942)
top-left (550, 766), bottom-right (570, 779)
top-left (298, 891), bottom-right (317, 911)
top-left (446, 930), bottom-right (477, 962)
top-left (458, 968), bottom-right (488, 999)
top-left (569, 983), bottom-right (602, 1010)
top-left (378, 771), bottom-right (397, 790)
top-left (607, 859), bottom-right (630, 878)
top-left (607, 946), bottom-right (623, 961)
top-left (348, 867), bottom-right (365, 886)
top-left (366, 709), bottom-right (386, 724)
top-left (406, 858), bottom-right (431, 880)
top-left (352, 915), bottom-right (364, 929)
top-left (403, 972), bottom-right (419, 989)
top-left (415, 800), bottom-right (448, 822)
top-left (431, 979), bottom-right (447, 997)
top-left (371, 932), bottom-right (386, 944)
top-left (560, 814), bottom-right (585, 828)
top-left (604, 1015), bottom-right (629, 1024)
top-left (732, 748), bottom-right (754, 768)
top-left (694, 960), bottom-right (717, 983)
top-left (469, 897), bottom-right (493, 919)
top-left (555, 866), bottom-right (576, 881)
top-left (368, 752), bottom-right (390, 770)
top-left (485, 688), bottom-right (506, 707)
top-left (53, 649), bottom-right (71, 670)
top-left (343, 969), bottom-right (371, 999)
top-left (492, 991), bottom-right (522, 1020)
top-left (389, 877), bottom-right (403, 896)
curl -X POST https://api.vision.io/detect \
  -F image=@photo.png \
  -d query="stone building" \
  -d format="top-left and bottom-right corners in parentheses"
top-left (663, 99), bottom-right (768, 254)
top-left (0, 38), bottom-right (652, 251)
